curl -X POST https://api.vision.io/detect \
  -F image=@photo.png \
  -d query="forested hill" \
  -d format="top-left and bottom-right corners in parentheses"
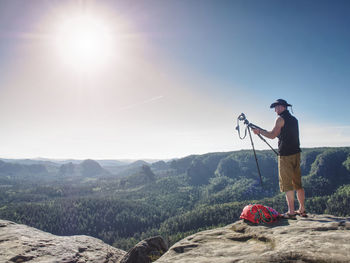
top-left (1, 147), bottom-right (350, 250)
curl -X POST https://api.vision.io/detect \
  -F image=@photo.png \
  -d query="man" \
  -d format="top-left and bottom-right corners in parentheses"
top-left (252, 99), bottom-right (306, 219)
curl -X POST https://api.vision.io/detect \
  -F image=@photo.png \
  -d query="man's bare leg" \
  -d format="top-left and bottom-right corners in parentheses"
top-left (296, 188), bottom-right (305, 213)
top-left (285, 190), bottom-right (295, 214)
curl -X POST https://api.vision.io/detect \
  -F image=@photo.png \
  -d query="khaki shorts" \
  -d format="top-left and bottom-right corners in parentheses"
top-left (278, 152), bottom-right (302, 192)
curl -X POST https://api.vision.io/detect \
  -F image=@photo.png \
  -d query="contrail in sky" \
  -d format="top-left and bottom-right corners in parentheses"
top-left (120, 95), bottom-right (164, 111)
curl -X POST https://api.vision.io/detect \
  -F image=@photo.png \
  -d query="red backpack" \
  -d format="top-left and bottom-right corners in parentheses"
top-left (240, 204), bottom-right (280, 224)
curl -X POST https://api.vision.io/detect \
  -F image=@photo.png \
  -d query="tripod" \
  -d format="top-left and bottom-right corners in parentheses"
top-left (236, 113), bottom-right (278, 187)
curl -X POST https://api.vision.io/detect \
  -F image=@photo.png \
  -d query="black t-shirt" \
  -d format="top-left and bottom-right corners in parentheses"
top-left (278, 110), bottom-right (301, 156)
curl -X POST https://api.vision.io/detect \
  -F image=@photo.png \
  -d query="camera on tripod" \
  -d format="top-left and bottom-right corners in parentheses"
top-left (236, 113), bottom-right (263, 137)
top-left (234, 113), bottom-right (278, 187)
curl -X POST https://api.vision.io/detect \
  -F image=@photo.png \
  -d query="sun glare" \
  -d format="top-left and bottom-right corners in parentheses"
top-left (53, 14), bottom-right (115, 71)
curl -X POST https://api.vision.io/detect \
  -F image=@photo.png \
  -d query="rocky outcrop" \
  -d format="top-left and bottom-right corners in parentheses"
top-left (120, 236), bottom-right (168, 263)
top-left (3, 214), bottom-right (350, 263)
top-left (157, 214), bottom-right (350, 263)
top-left (0, 219), bottom-right (126, 263)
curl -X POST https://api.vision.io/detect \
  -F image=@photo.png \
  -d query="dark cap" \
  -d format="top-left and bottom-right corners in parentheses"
top-left (270, 99), bottom-right (292, 108)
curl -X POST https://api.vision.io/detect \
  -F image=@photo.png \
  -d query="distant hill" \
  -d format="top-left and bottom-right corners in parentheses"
top-left (119, 165), bottom-right (156, 189)
top-left (0, 158), bottom-right (157, 180)
top-left (0, 158), bottom-right (60, 166)
top-left (0, 160), bottom-right (50, 182)
top-left (0, 158), bottom-right (165, 167)
top-left (59, 159), bottom-right (111, 177)
top-left (102, 160), bottom-right (151, 178)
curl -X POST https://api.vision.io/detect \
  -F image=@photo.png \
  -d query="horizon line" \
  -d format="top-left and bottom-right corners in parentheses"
top-left (1, 145), bottom-right (349, 162)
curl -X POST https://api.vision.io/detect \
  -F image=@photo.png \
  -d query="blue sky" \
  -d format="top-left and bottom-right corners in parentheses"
top-left (0, 0), bottom-right (349, 159)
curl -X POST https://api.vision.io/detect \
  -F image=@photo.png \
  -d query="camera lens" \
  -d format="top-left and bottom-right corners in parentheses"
top-left (238, 113), bottom-right (246, 121)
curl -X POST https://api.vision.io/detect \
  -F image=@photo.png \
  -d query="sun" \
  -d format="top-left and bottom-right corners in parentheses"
top-left (53, 14), bottom-right (115, 72)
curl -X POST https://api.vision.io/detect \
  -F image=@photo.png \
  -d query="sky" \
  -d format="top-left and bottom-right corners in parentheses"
top-left (0, 0), bottom-right (349, 160)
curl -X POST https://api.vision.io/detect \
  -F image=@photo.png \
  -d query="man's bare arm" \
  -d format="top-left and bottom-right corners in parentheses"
top-left (253, 117), bottom-right (284, 139)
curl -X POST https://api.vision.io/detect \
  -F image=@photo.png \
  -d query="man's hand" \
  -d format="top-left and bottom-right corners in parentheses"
top-left (252, 128), bottom-right (261, 135)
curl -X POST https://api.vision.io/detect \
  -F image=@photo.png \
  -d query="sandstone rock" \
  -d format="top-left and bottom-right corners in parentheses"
top-left (0, 219), bottom-right (126, 263)
top-left (157, 214), bottom-right (350, 263)
top-left (120, 236), bottom-right (168, 263)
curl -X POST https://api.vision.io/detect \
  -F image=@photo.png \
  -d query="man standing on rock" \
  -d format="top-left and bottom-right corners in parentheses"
top-left (252, 99), bottom-right (306, 219)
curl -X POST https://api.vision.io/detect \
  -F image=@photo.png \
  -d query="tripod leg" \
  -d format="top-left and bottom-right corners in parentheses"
top-left (248, 127), bottom-right (264, 187)
top-left (257, 134), bottom-right (279, 156)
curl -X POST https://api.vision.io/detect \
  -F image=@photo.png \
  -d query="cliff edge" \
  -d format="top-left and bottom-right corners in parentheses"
top-left (157, 214), bottom-right (350, 263)
top-left (0, 219), bottom-right (126, 263)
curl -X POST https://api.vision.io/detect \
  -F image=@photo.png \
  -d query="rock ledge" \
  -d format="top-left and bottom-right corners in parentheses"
top-left (157, 214), bottom-right (350, 263)
top-left (0, 219), bottom-right (126, 263)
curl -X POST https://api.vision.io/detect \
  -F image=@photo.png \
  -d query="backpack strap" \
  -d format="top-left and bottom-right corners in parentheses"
top-left (250, 204), bottom-right (276, 223)
top-left (260, 207), bottom-right (275, 223)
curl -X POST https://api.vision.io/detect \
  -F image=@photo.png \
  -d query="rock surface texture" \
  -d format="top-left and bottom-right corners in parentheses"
top-left (0, 219), bottom-right (126, 263)
top-left (157, 214), bottom-right (350, 263)
top-left (120, 236), bottom-right (168, 263)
